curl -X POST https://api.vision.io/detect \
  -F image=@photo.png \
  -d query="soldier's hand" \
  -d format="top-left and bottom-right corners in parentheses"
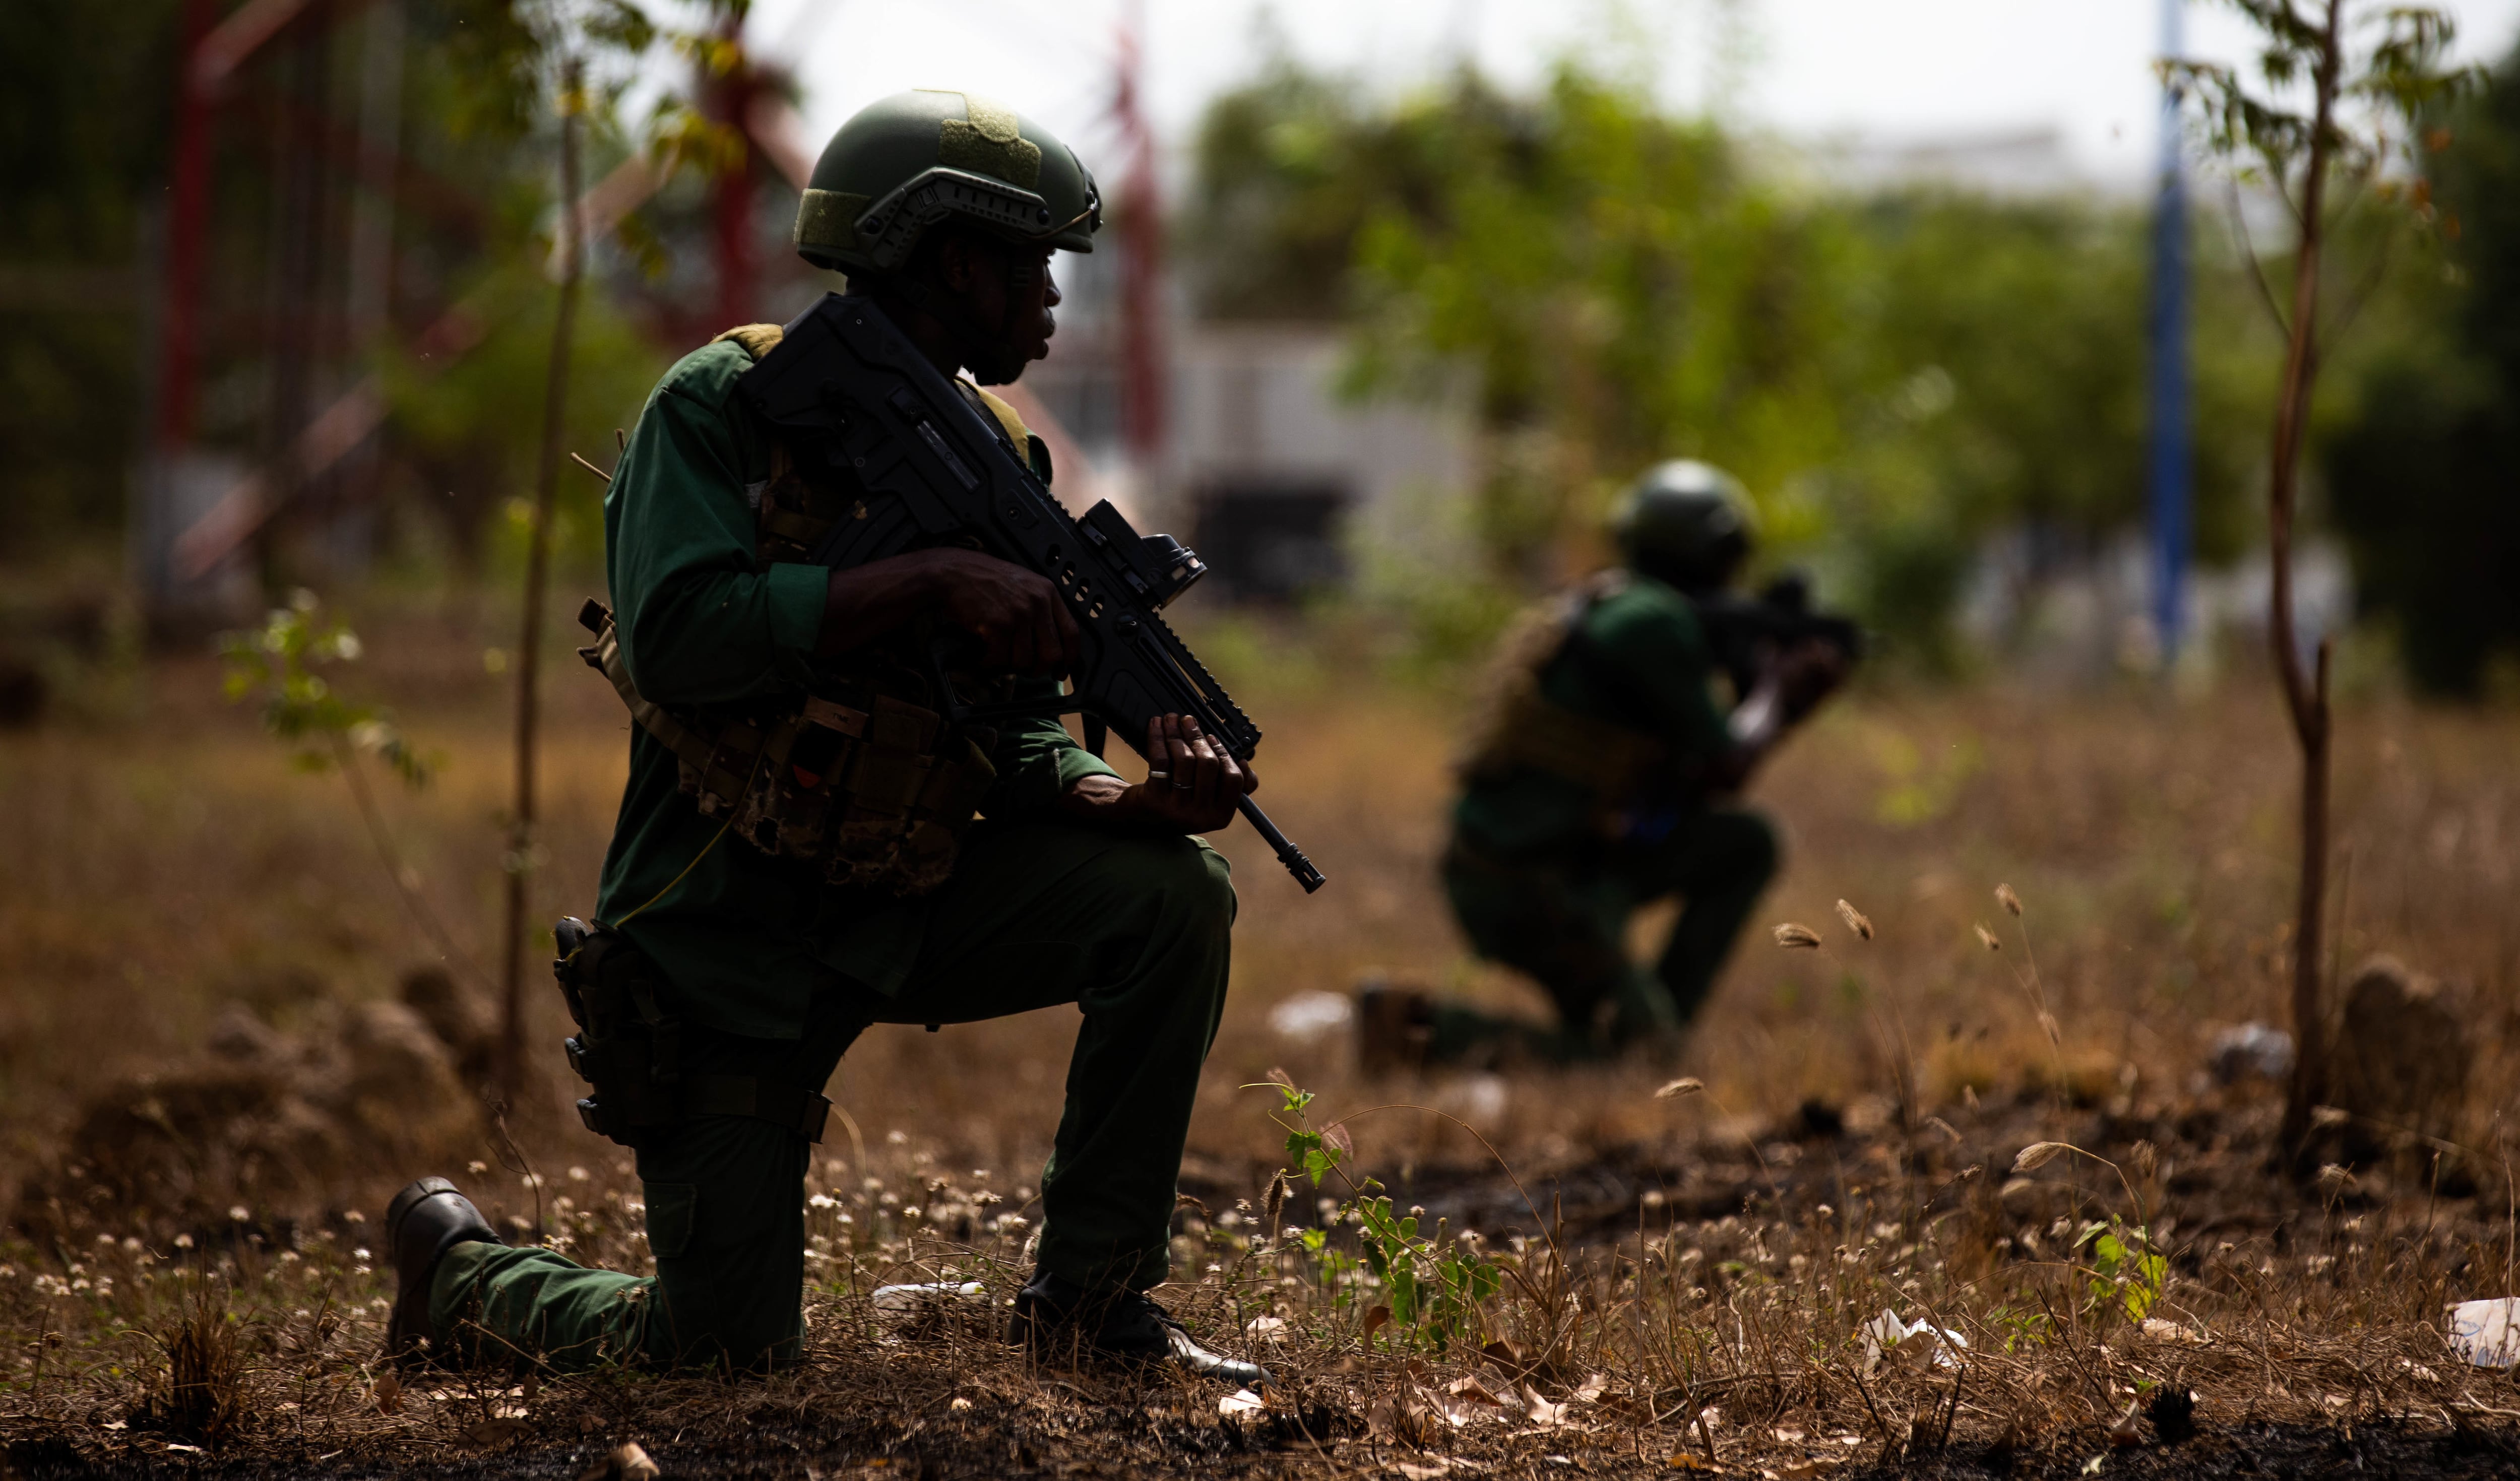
top-left (1129, 714), bottom-right (1258, 833)
top-left (818, 547), bottom-right (1080, 675)
top-left (919, 548), bottom-right (1081, 676)
top-left (1775, 638), bottom-right (1847, 720)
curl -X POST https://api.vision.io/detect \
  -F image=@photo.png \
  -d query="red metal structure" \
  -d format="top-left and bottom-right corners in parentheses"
top-left (708, 12), bottom-right (760, 332)
top-left (154, 0), bottom-right (222, 453)
top-left (1113, 0), bottom-right (1167, 467)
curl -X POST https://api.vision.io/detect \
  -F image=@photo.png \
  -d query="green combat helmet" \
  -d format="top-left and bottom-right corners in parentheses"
top-left (1610, 460), bottom-right (1753, 592)
top-left (792, 89), bottom-right (1100, 277)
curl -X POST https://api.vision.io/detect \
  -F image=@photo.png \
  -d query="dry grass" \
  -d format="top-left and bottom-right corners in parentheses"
top-left (6, 604), bottom-right (2520, 1475)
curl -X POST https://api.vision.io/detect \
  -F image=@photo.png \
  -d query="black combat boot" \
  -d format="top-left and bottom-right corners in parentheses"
top-left (1011, 1269), bottom-right (1271, 1387)
top-left (385, 1176), bottom-right (502, 1366)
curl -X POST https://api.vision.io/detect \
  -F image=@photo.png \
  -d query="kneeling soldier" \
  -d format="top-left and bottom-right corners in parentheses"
top-left (386, 91), bottom-right (1263, 1384)
top-left (1390, 462), bottom-right (1844, 1066)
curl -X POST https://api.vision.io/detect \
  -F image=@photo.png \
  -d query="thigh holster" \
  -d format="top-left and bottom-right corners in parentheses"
top-left (552, 918), bottom-right (832, 1149)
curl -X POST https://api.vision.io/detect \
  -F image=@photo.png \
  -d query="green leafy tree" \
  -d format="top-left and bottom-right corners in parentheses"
top-left (2324, 43), bottom-right (2520, 694)
top-left (1180, 55), bottom-right (2293, 668)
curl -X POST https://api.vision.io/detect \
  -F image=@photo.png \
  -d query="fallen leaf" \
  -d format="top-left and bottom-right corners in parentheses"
top-left (1367, 1393), bottom-right (1436, 1445)
top-left (1667, 1454), bottom-right (1716, 1472)
top-left (1437, 1375), bottom-right (1513, 1426)
top-left (1397, 1463), bottom-right (1453, 1480)
top-left (371, 1369), bottom-right (402, 1415)
top-left (1363, 1304), bottom-right (1392, 1344)
top-left (1246, 1315), bottom-right (1288, 1340)
top-left (464, 1416), bottom-right (532, 1448)
top-left (164, 1444), bottom-right (203, 1455)
top-left (950, 1396), bottom-right (973, 1412)
top-left (1572, 1373), bottom-right (1609, 1405)
top-left (1655, 1078), bottom-right (1705, 1100)
top-left (1780, 1461), bottom-right (1835, 1480)
top-left (1524, 1385), bottom-right (1568, 1427)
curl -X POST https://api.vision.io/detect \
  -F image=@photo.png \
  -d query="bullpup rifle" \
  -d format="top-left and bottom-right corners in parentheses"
top-left (737, 293), bottom-right (1326, 894)
top-left (1690, 571), bottom-right (1864, 701)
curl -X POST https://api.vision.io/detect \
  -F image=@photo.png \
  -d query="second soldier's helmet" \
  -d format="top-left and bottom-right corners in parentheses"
top-left (1610, 460), bottom-right (1754, 591)
top-left (792, 90), bottom-right (1101, 276)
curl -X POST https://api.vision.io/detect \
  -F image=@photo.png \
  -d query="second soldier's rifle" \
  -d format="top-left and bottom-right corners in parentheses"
top-left (737, 293), bottom-right (1325, 894)
top-left (1690, 571), bottom-right (1865, 701)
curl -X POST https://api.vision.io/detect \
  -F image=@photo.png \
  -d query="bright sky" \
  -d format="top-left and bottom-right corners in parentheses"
top-left (741, 0), bottom-right (2520, 190)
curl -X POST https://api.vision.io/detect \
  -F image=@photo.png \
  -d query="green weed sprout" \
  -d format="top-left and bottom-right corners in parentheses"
top-left (1246, 1075), bottom-right (1503, 1354)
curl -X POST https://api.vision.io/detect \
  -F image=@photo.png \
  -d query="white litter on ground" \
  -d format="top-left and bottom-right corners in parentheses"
top-left (2446, 1298), bottom-right (2520, 1367)
top-left (1861, 1309), bottom-right (1969, 1372)
top-left (1267, 990), bottom-right (1354, 1041)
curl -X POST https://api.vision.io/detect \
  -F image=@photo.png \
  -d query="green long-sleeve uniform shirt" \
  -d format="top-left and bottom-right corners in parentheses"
top-left (1451, 570), bottom-right (1734, 859)
top-left (593, 337), bottom-right (1119, 1039)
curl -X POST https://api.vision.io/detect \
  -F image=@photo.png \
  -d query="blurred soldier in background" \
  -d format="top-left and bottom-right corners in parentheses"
top-left (1368, 461), bottom-right (1846, 1068)
top-left (382, 91), bottom-right (1263, 1386)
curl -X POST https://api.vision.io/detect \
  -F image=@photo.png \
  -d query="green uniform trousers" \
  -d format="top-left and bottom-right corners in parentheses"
top-left (1439, 807), bottom-right (1776, 1058)
top-left (429, 819), bottom-right (1236, 1374)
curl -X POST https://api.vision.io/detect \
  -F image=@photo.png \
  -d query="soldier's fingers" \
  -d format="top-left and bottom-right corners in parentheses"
top-left (1051, 590), bottom-right (1082, 675)
top-left (1154, 714), bottom-right (1188, 799)
top-left (1031, 591), bottom-right (1069, 676)
top-left (1002, 610), bottom-right (1041, 674)
top-left (1182, 720), bottom-right (1225, 813)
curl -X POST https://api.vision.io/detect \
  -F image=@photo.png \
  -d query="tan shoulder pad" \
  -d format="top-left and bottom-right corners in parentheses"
top-left (712, 323), bottom-right (786, 361)
top-left (966, 382), bottom-right (1030, 450)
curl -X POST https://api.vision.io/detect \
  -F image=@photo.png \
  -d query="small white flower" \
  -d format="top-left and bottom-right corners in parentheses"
top-left (174, 1234), bottom-right (194, 1249)
top-left (353, 1249), bottom-right (371, 1262)
top-left (229, 1205), bottom-right (249, 1222)
top-left (568, 1166), bottom-right (589, 1182)
top-left (808, 1194), bottom-right (836, 1210)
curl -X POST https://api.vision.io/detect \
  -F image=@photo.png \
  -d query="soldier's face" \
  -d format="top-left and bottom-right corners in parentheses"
top-left (1006, 248), bottom-right (1060, 362)
top-left (941, 236), bottom-right (1060, 370)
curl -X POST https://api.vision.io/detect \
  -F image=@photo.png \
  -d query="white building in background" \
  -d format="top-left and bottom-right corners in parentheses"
top-left (1023, 241), bottom-right (1477, 605)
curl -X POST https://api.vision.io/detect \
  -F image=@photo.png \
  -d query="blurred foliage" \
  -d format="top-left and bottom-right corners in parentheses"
top-left (1187, 55), bottom-right (2294, 670)
top-left (2324, 44), bottom-right (2520, 695)
top-left (0, 0), bottom-right (742, 574)
top-left (0, 0), bottom-right (182, 555)
top-left (218, 591), bottom-right (428, 787)
top-left (380, 261), bottom-right (666, 571)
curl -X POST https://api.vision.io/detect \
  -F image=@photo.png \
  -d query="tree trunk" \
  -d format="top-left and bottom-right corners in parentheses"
top-left (498, 59), bottom-right (586, 1108)
top-left (2271, 0), bottom-right (2345, 1164)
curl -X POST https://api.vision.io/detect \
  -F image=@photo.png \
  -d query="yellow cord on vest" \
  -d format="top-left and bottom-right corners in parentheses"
top-left (601, 748), bottom-right (767, 932)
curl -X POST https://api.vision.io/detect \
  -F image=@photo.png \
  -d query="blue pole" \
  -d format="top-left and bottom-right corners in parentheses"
top-left (2148, 0), bottom-right (2192, 664)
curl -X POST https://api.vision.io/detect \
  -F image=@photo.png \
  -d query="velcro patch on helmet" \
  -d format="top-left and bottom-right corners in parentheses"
top-left (938, 93), bottom-right (1041, 188)
top-left (794, 188), bottom-right (870, 253)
